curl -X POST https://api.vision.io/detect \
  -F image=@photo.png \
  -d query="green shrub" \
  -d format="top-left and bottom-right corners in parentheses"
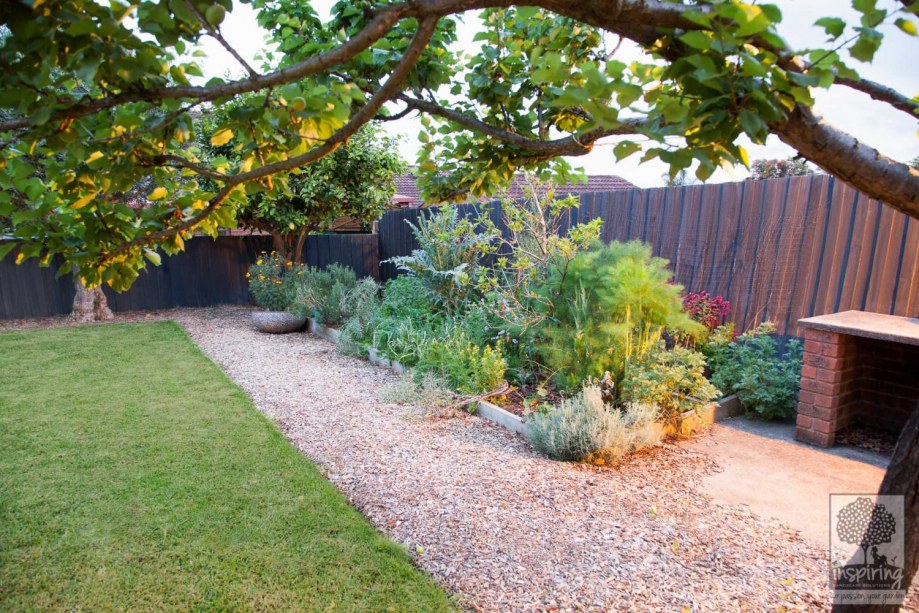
top-left (621, 343), bottom-right (720, 428)
top-left (538, 240), bottom-right (705, 391)
top-left (527, 384), bottom-right (663, 465)
top-left (371, 276), bottom-right (443, 364)
top-left (247, 251), bottom-right (300, 311)
top-left (706, 322), bottom-right (803, 420)
top-left (338, 278), bottom-right (381, 356)
top-left (476, 182), bottom-right (603, 383)
top-left (414, 325), bottom-right (507, 395)
top-left (386, 207), bottom-right (495, 312)
top-left (293, 263), bottom-right (357, 326)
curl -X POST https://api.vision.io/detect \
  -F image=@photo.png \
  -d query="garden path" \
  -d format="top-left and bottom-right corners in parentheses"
top-left (692, 418), bottom-right (887, 547)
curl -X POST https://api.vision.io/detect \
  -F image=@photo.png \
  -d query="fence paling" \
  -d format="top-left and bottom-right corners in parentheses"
top-left (0, 233), bottom-right (379, 319)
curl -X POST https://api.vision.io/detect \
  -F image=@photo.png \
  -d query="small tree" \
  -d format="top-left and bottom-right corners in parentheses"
top-left (749, 157), bottom-right (817, 180)
top-left (207, 123), bottom-right (404, 263)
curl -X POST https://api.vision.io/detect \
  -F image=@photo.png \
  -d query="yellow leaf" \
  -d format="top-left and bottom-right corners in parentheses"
top-left (210, 128), bottom-right (234, 146)
top-left (148, 187), bottom-right (168, 201)
top-left (86, 151), bottom-right (104, 164)
top-left (15, 252), bottom-right (25, 264)
top-left (143, 248), bottom-right (161, 266)
top-left (71, 192), bottom-right (97, 209)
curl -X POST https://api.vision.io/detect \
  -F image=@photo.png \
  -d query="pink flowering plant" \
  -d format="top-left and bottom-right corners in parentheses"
top-left (682, 291), bottom-right (731, 332)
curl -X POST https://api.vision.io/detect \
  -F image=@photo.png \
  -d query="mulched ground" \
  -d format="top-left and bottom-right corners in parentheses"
top-left (4, 306), bottom-right (916, 611)
top-left (835, 424), bottom-right (899, 456)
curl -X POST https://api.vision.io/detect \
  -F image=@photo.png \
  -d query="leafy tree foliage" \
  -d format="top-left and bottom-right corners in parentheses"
top-left (0, 0), bottom-right (917, 291)
top-left (749, 156), bottom-right (817, 180)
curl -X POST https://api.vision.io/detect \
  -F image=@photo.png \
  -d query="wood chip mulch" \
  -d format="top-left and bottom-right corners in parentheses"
top-left (834, 425), bottom-right (899, 456)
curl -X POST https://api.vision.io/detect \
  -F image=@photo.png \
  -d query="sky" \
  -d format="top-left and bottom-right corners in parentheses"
top-left (197, 1), bottom-right (919, 188)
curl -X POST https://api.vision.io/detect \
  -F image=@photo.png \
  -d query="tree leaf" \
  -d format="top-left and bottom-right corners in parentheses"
top-left (815, 17), bottom-right (846, 39)
top-left (614, 141), bottom-right (641, 161)
top-left (849, 28), bottom-right (883, 62)
top-left (210, 128), bottom-right (234, 146)
top-left (895, 18), bottom-right (917, 36)
top-left (148, 187), bottom-right (168, 201)
top-left (0, 241), bottom-right (17, 261)
top-left (143, 248), bottom-right (162, 266)
top-left (71, 192), bottom-right (97, 209)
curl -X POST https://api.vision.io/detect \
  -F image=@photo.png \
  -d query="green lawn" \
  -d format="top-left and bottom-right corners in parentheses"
top-left (0, 322), bottom-right (454, 611)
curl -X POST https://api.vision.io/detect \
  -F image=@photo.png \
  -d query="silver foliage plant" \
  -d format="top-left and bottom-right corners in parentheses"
top-left (528, 384), bottom-right (663, 465)
top-left (385, 206), bottom-right (497, 312)
top-left (380, 372), bottom-right (459, 416)
top-left (337, 277), bottom-right (382, 356)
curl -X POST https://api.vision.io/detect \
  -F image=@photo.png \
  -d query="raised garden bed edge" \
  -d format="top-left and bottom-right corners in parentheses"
top-left (304, 319), bottom-right (742, 437)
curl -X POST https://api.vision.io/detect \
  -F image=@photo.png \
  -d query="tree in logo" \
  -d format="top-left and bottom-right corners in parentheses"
top-left (836, 497), bottom-right (898, 566)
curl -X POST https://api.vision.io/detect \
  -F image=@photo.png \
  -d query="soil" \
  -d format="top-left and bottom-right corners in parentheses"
top-left (493, 382), bottom-right (563, 417)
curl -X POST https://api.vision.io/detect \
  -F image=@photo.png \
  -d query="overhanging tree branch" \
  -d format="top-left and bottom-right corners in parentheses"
top-left (0, 0), bottom-right (707, 135)
top-left (834, 74), bottom-right (919, 118)
top-left (99, 16), bottom-right (440, 262)
top-left (182, 0), bottom-right (259, 78)
top-left (397, 94), bottom-right (648, 155)
top-left (774, 105), bottom-right (919, 218)
top-left (0, 6), bottom-right (411, 133)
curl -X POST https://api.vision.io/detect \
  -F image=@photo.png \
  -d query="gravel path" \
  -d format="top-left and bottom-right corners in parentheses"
top-left (5, 306), bottom-right (910, 611)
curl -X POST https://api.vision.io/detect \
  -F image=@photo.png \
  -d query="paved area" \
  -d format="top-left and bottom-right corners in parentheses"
top-left (689, 417), bottom-right (888, 547)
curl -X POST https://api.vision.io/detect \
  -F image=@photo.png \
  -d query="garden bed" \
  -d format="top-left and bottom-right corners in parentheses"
top-left (305, 315), bottom-right (744, 440)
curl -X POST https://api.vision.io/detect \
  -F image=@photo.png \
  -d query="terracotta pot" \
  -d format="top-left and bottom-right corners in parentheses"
top-left (251, 311), bottom-right (307, 334)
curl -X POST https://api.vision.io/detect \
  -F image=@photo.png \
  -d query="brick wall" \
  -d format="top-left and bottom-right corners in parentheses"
top-left (796, 328), bottom-right (919, 446)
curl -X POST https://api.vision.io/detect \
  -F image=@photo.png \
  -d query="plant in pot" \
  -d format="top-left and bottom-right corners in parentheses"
top-left (247, 252), bottom-right (307, 333)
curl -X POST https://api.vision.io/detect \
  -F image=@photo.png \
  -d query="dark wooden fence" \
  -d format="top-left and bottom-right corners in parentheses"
top-left (2, 175), bottom-right (916, 331)
top-left (0, 233), bottom-right (378, 319)
top-left (378, 174), bottom-right (918, 336)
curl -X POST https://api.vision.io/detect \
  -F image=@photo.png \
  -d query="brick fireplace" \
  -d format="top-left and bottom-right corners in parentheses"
top-left (795, 311), bottom-right (919, 447)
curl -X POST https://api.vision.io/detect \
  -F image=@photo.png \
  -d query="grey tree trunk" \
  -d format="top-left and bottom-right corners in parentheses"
top-left (71, 265), bottom-right (114, 322)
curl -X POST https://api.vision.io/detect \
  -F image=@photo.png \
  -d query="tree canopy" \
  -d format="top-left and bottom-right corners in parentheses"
top-left (203, 118), bottom-right (405, 262)
top-left (0, 0), bottom-right (917, 289)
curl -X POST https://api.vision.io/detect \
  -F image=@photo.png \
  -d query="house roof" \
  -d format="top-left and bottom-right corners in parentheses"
top-left (391, 172), bottom-right (636, 208)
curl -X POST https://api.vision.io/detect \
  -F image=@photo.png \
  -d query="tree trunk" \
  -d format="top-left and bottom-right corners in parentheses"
top-left (71, 266), bottom-right (114, 322)
top-left (270, 230), bottom-right (291, 262)
top-left (293, 229), bottom-right (310, 264)
top-left (833, 403), bottom-right (919, 612)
